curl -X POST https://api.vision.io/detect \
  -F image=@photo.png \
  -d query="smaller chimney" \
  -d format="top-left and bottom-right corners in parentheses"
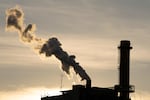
top-left (115, 40), bottom-right (135, 100)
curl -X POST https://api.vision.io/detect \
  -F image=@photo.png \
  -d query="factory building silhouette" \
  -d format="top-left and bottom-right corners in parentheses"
top-left (41, 40), bottom-right (135, 100)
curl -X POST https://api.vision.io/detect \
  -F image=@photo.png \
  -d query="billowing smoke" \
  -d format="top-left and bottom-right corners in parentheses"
top-left (6, 6), bottom-right (91, 87)
top-left (40, 38), bottom-right (90, 81)
top-left (6, 7), bottom-right (23, 32)
top-left (6, 6), bottom-right (44, 50)
top-left (39, 38), bottom-right (91, 87)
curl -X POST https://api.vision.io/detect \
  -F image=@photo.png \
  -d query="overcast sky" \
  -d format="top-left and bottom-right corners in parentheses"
top-left (0, 0), bottom-right (150, 100)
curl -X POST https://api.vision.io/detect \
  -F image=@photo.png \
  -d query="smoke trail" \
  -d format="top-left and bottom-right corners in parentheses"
top-left (39, 37), bottom-right (91, 87)
top-left (5, 6), bottom-right (91, 87)
top-left (6, 6), bottom-right (23, 32)
top-left (5, 6), bottom-right (44, 52)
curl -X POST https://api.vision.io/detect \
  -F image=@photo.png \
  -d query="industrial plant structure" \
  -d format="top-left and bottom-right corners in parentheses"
top-left (41, 40), bottom-right (135, 100)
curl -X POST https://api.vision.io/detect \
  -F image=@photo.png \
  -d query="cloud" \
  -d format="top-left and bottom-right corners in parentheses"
top-left (0, 65), bottom-right (69, 91)
top-left (0, 87), bottom-right (63, 100)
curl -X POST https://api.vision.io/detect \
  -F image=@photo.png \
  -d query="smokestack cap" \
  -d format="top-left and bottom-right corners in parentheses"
top-left (118, 40), bottom-right (132, 49)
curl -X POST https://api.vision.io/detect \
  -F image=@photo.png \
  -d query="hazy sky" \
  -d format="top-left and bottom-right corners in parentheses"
top-left (0, 0), bottom-right (150, 100)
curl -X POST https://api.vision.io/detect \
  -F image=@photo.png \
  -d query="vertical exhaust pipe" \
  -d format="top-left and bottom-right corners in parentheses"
top-left (119, 40), bottom-right (132, 100)
top-left (115, 40), bottom-right (134, 100)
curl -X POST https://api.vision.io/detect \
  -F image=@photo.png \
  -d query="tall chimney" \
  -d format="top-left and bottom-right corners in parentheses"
top-left (118, 40), bottom-right (133, 100)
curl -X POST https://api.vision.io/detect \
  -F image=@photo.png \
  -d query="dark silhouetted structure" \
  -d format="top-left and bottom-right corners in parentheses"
top-left (115, 40), bottom-right (135, 100)
top-left (41, 40), bottom-right (135, 100)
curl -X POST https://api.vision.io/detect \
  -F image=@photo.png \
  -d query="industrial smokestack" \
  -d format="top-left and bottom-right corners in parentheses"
top-left (119, 40), bottom-right (132, 100)
top-left (115, 40), bottom-right (134, 100)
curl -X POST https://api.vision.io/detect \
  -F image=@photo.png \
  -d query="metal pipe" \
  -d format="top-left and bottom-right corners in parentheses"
top-left (118, 40), bottom-right (132, 100)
